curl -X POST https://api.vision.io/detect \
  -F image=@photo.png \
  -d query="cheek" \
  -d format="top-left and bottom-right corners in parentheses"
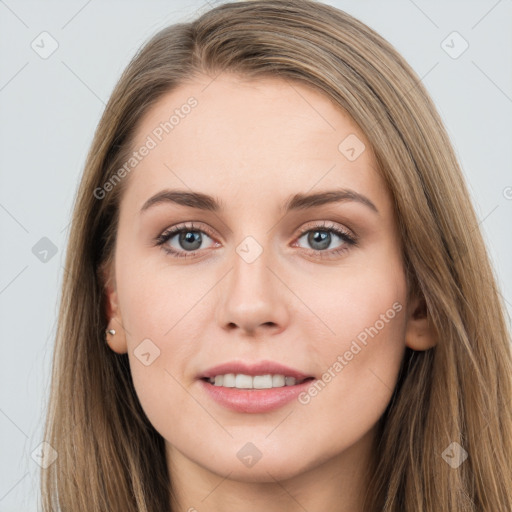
top-left (293, 263), bottom-right (407, 434)
top-left (291, 255), bottom-right (407, 354)
top-left (116, 244), bottom-right (211, 337)
top-left (115, 257), bottom-right (215, 428)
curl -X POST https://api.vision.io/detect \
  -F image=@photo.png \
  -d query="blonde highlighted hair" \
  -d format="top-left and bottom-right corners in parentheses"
top-left (41, 1), bottom-right (512, 510)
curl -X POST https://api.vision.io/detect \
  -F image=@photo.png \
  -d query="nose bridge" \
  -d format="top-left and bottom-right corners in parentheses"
top-left (233, 234), bottom-right (271, 295)
top-left (215, 230), bottom-right (289, 334)
top-left (230, 232), bottom-right (275, 306)
top-left (228, 210), bottom-right (275, 289)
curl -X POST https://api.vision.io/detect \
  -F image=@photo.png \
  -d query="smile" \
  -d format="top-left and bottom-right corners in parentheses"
top-left (205, 373), bottom-right (313, 388)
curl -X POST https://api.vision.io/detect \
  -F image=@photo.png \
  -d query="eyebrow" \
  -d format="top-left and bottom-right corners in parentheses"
top-left (140, 188), bottom-right (379, 215)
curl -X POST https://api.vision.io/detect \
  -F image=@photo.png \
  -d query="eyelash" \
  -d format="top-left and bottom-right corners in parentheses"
top-left (154, 221), bottom-right (358, 260)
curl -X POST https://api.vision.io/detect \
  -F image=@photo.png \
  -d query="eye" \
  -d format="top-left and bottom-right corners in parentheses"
top-left (294, 221), bottom-right (357, 258)
top-left (154, 222), bottom-right (217, 258)
top-left (154, 221), bottom-right (357, 260)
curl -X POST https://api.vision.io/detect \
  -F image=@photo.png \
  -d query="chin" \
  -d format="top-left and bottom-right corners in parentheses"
top-left (198, 450), bottom-right (314, 483)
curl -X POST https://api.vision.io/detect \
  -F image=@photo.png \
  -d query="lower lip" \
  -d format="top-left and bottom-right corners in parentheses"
top-left (199, 378), bottom-right (315, 413)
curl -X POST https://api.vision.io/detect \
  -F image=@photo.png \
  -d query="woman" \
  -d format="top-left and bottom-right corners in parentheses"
top-left (41, 1), bottom-right (512, 510)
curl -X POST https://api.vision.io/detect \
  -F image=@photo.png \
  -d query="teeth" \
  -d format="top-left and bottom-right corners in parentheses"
top-left (253, 375), bottom-right (272, 389)
top-left (272, 375), bottom-right (285, 387)
top-left (208, 374), bottom-right (301, 389)
top-left (235, 374), bottom-right (253, 389)
top-left (222, 373), bottom-right (236, 387)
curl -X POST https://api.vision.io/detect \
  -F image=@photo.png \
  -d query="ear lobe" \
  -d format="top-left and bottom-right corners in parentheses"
top-left (404, 295), bottom-right (438, 351)
top-left (100, 262), bottom-right (128, 354)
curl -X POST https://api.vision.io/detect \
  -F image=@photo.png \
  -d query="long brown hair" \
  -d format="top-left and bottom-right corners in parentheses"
top-left (41, 1), bottom-right (512, 510)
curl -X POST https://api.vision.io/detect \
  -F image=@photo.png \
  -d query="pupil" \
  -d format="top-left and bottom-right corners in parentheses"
top-left (308, 230), bottom-right (330, 250)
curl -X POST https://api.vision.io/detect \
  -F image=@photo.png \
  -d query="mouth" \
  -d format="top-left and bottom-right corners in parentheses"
top-left (197, 360), bottom-right (316, 413)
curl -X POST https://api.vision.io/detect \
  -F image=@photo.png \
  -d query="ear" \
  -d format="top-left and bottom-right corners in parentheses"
top-left (101, 261), bottom-right (128, 354)
top-left (404, 294), bottom-right (438, 351)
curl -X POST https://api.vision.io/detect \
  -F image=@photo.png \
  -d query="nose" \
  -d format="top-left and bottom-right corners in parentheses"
top-left (215, 241), bottom-right (290, 337)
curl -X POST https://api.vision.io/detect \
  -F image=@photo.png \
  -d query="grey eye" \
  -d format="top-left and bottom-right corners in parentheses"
top-left (178, 231), bottom-right (203, 251)
top-left (297, 229), bottom-right (345, 251)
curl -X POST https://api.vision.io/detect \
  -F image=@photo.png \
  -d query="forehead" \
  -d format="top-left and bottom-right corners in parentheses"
top-left (121, 73), bottom-right (388, 214)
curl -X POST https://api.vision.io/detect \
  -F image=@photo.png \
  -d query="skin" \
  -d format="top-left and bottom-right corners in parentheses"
top-left (104, 73), bottom-right (437, 512)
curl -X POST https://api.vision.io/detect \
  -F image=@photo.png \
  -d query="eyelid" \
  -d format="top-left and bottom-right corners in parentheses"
top-left (157, 221), bottom-right (217, 240)
top-left (295, 220), bottom-right (355, 239)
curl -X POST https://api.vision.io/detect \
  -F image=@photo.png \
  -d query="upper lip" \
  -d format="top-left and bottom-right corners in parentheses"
top-left (199, 360), bottom-right (313, 380)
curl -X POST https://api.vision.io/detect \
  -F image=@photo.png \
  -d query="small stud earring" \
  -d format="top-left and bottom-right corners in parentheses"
top-left (105, 329), bottom-right (116, 340)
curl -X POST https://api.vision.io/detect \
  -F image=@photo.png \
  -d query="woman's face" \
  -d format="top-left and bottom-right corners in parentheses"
top-left (106, 73), bottom-right (411, 484)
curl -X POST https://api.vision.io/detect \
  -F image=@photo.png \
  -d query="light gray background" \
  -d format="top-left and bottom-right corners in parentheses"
top-left (1, 0), bottom-right (511, 510)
